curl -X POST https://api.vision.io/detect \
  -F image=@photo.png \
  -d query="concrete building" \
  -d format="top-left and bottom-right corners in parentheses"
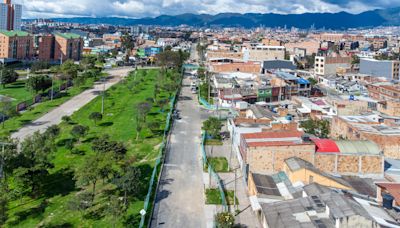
top-left (259, 191), bottom-right (379, 228)
top-left (261, 60), bottom-right (296, 73)
top-left (367, 83), bottom-right (400, 102)
top-left (247, 45), bottom-right (285, 61)
top-left (209, 61), bottom-right (261, 74)
top-left (54, 33), bottom-right (83, 62)
top-left (314, 55), bottom-right (352, 76)
top-left (0, 30), bottom-right (33, 60)
top-left (331, 115), bottom-right (400, 159)
top-left (0, 0), bottom-right (22, 31)
top-left (360, 58), bottom-right (400, 80)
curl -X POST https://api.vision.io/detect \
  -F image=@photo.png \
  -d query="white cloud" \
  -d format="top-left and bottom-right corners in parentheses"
top-left (13, 0), bottom-right (400, 18)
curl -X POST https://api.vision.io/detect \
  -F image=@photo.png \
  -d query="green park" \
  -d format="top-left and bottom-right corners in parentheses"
top-left (0, 48), bottom-right (188, 227)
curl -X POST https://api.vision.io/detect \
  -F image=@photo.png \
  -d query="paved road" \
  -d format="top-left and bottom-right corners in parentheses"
top-left (11, 67), bottom-right (132, 141)
top-left (150, 80), bottom-right (207, 227)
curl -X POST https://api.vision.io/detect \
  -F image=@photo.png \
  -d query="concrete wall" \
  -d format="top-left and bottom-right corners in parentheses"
top-left (247, 144), bottom-right (315, 174)
top-left (315, 152), bottom-right (383, 176)
top-left (360, 59), bottom-right (393, 80)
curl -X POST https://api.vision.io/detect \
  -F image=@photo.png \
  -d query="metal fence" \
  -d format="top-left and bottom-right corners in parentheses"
top-left (201, 132), bottom-right (228, 211)
top-left (139, 95), bottom-right (176, 228)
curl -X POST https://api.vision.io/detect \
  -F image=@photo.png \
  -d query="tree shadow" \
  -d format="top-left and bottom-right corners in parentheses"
top-left (9, 200), bottom-right (48, 226)
top-left (123, 213), bottom-right (141, 227)
top-left (41, 222), bottom-right (74, 228)
top-left (83, 204), bottom-right (106, 220)
top-left (19, 119), bottom-right (32, 124)
top-left (99, 122), bottom-right (114, 127)
top-left (42, 168), bottom-right (76, 198)
top-left (57, 138), bottom-right (76, 147)
top-left (82, 136), bottom-right (97, 143)
top-left (154, 190), bottom-right (171, 203)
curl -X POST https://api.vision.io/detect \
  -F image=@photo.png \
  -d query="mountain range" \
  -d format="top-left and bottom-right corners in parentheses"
top-left (37, 7), bottom-right (400, 29)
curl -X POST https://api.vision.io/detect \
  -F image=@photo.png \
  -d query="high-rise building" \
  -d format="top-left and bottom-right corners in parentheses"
top-left (0, 0), bottom-right (22, 31)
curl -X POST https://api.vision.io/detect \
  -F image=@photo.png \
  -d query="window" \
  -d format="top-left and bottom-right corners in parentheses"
top-left (309, 175), bottom-right (314, 183)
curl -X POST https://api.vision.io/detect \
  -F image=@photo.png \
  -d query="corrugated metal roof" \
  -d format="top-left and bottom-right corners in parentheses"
top-left (334, 140), bottom-right (381, 155)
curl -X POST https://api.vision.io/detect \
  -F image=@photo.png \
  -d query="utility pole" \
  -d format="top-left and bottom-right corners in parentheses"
top-left (234, 167), bottom-right (237, 211)
top-left (0, 142), bottom-right (14, 183)
top-left (101, 76), bottom-right (106, 114)
top-left (207, 72), bottom-right (210, 103)
top-left (50, 74), bottom-right (54, 101)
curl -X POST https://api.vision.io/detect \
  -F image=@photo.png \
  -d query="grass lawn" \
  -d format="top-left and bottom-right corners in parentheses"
top-left (205, 188), bottom-right (238, 205)
top-left (5, 69), bottom-right (175, 227)
top-left (0, 78), bottom-right (97, 138)
top-left (204, 157), bottom-right (229, 172)
top-left (205, 138), bottom-right (223, 146)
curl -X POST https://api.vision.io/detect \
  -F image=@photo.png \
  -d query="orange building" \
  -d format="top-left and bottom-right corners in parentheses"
top-left (54, 33), bottom-right (83, 62)
top-left (38, 34), bottom-right (55, 61)
top-left (0, 30), bottom-right (33, 59)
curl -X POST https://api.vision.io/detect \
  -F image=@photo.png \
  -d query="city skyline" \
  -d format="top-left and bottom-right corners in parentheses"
top-left (14, 0), bottom-right (400, 19)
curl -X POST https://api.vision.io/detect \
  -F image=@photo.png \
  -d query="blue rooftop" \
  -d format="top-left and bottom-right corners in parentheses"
top-left (297, 78), bottom-right (310, 84)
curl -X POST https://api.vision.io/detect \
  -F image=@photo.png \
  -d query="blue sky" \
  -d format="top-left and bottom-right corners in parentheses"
top-left (16, 0), bottom-right (400, 18)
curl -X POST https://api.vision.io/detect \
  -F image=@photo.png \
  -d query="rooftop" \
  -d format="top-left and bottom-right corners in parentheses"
top-left (0, 30), bottom-right (30, 37)
top-left (55, 32), bottom-right (81, 39)
top-left (261, 191), bottom-right (374, 228)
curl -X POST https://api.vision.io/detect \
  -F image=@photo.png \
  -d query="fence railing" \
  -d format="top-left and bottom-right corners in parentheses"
top-left (140, 67), bottom-right (184, 228)
top-left (201, 132), bottom-right (228, 211)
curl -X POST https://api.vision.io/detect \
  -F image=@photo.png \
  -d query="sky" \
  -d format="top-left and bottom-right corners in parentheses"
top-left (15, 0), bottom-right (400, 18)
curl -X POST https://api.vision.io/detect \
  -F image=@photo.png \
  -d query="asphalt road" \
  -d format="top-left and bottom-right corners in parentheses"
top-left (150, 77), bottom-right (208, 227)
top-left (11, 67), bottom-right (132, 141)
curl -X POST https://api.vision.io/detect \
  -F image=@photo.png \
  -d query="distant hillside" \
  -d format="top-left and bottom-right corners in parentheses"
top-left (34, 8), bottom-right (400, 29)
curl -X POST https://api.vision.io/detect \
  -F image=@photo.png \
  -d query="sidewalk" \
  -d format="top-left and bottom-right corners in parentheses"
top-left (203, 139), bottom-right (261, 228)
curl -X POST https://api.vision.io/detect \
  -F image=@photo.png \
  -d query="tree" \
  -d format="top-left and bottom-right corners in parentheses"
top-left (70, 125), bottom-right (89, 141)
top-left (137, 102), bottom-right (152, 123)
top-left (31, 61), bottom-right (50, 73)
top-left (215, 212), bottom-right (235, 228)
top-left (0, 185), bottom-right (8, 226)
top-left (67, 191), bottom-right (93, 215)
top-left (44, 125), bottom-right (60, 139)
top-left (75, 155), bottom-right (102, 200)
top-left (202, 117), bottom-right (222, 139)
top-left (197, 68), bottom-right (206, 81)
top-left (60, 60), bottom-right (80, 80)
top-left (80, 56), bottom-right (96, 72)
top-left (106, 195), bottom-right (125, 228)
top-left (89, 112), bottom-right (103, 125)
top-left (113, 166), bottom-right (142, 206)
top-left (26, 75), bottom-right (52, 94)
top-left (155, 50), bottom-right (181, 69)
top-left (0, 98), bottom-right (18, 129)
top-left (0, 67), bottom-right (18, 88)
top-left (14, 131), bottom-right (55, 196)
top-left (92, 135), bottom-right (127, 159)
top-left (157, 98), bottom-right (169, 112)
top-left (308, 78), bottom-right (318, 86)
top-left (135, 115), bottom-right (143, 141)
top-left (62, 115), bottom-right (72, 123)
top-left (300, 119), bottom-right (330, 138)
top-left (121, 33), bottom-right (135, 62)
top-left (148, 121), bottom-right (161, 134)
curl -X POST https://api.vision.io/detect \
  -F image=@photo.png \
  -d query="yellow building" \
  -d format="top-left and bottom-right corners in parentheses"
top-left (283, 157), bottom-right (352, 190)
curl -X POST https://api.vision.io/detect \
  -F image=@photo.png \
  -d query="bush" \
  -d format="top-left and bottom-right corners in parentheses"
top-left (71, 148), bottom-right (85, 155)
top-left (215, 212), bottom-right (235, 228)
top-left (62, 116), bottom-right (72, 123)
top-left (65, 139), bottom-right (75, 150)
